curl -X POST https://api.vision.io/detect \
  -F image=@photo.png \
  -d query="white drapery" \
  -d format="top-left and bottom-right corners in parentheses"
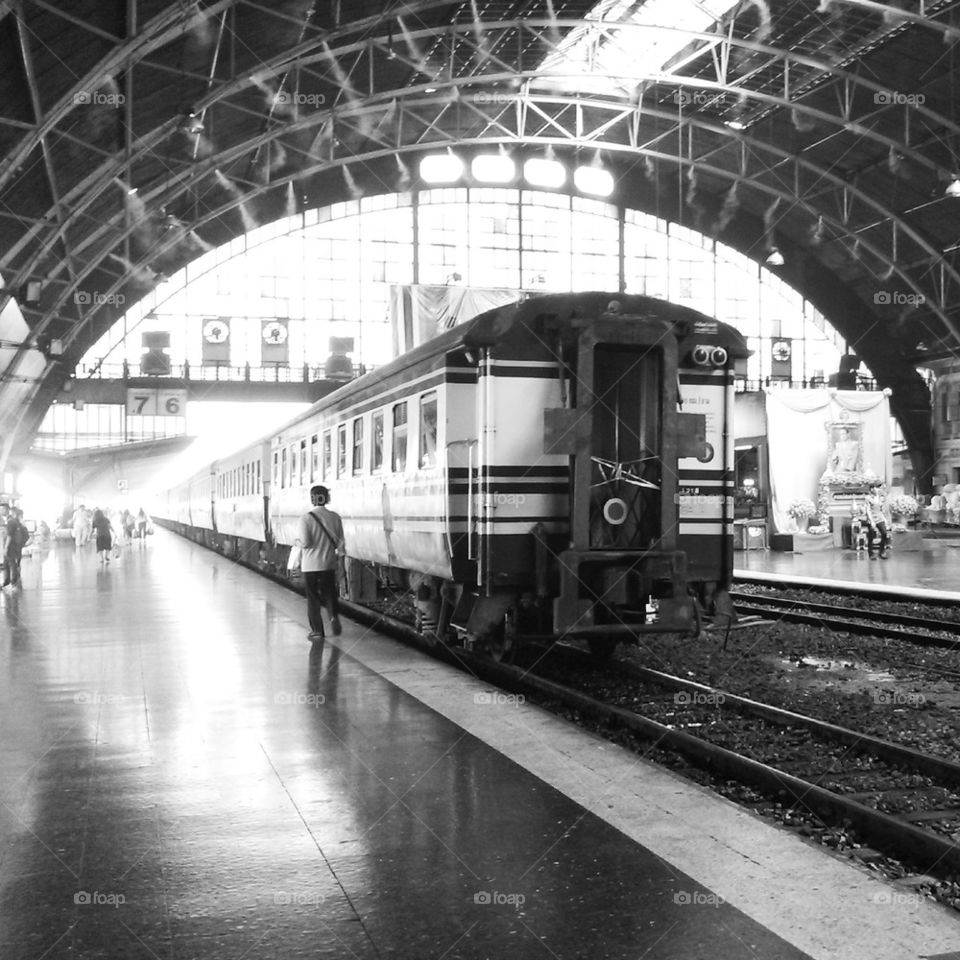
top-left (389, 284), bottom-right (520, 357)
top-left (764, 390), bottom-right (891, 534)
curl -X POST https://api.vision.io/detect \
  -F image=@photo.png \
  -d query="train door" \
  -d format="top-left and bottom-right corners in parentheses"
top-left (586, 345), bottom-right (662, 551)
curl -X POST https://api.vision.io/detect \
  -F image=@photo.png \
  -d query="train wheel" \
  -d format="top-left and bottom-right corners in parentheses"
top-left (477, 610), bottom-right (517, 662)
top-left (588, 637), bottom-right (618, 661)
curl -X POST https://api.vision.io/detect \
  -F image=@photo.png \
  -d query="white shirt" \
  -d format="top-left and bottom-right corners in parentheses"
top-left (297, 506), bottom-right (344, 572)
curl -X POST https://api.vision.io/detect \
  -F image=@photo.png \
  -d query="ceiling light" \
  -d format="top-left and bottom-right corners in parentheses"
top-left (945, 177), bottom-right (960, 198)
top-left (574, 165), bottom-right (615, 197)
top-left (419, 153), bottom-right (464, 184)
top-left (765, 248), bottom-right (785, 267)
top-left (725, 119), bottom-right (746, 131)
top-left (471, 154), bottom-right (515, 183)
top-left (523, 158), bottom-right (566, 189)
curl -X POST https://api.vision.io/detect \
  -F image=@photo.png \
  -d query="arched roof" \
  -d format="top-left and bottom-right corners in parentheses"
top-left (1, 0), bottom-right (958, 481)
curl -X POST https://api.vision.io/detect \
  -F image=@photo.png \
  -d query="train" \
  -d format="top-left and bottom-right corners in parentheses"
top-left (154, 292), bottom-right (749, 657)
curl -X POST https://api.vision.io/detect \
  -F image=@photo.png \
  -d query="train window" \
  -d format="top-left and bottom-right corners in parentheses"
top-left (371, 411), bottom-right (384, 472)
top-left (281, 447), bottom-right (288, 488)
top-left (300, 439), bottom-right (308, 485)
top-left (310, 434), bottom-right (319, 481)
top-left (273, 450), bottom-right (279, 488)
top-left (419, 393), bottom-right (438, 468)
top-left (352, 417), bottom-right (364, 474)
top-left (337, 424), bottom-right (347, 477)
top-left (392, 403), bottom-right (408, 472)
top-left (322, 430), bottom-right (332, 480)
top-left (256, 459), bottom-right (261, 494)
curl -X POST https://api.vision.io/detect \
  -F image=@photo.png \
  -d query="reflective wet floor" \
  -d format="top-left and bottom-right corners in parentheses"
top-left (1, 534), bottom-right (817, 959)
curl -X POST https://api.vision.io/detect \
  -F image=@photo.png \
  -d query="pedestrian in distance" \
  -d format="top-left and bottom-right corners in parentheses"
top-left (136, 507), bottom-right (149, 543)
top-left (2, 505), bottom-right (29, 588)
top-left (90, 508), bottom-right (114, 563)
top-left (71, 504), bottom-right (91, 547)
top-left (865, 479), bottom-right (890, 560)
top-left (296, 484), bottom-right (345, 642)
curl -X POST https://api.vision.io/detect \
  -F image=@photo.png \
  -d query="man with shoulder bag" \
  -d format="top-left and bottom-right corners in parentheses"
top-left (297, 485), bottom-right (345, 642)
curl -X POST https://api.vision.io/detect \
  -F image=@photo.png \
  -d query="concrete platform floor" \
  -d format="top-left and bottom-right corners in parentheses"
top-left (735, 533), bottom-right (960, 600)
top-left (2, 533), bottom-right (959, 959)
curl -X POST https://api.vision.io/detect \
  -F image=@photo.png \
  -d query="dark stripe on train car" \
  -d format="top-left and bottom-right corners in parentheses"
top-left (448, 482), bottom-right (568, 495)
top-left (679, 373), bottom-right (733, 385)
top-left (678, 470), bottom-right (735, 481)
top-left (447, 466), bottom-right (569, 480)
top-left (484, 365), bottom-right (559, 378)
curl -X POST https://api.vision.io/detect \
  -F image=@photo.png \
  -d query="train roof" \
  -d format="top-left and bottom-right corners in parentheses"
top-left (287, 292), bottom-right (749, 426)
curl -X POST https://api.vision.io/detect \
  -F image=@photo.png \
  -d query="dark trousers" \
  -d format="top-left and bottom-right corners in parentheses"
top-left (870, 521), bottom-right (889, 555)
top-left (304, 569), bottom-right (339, 635)
top-left (3, 549), bottom-right (20, 585)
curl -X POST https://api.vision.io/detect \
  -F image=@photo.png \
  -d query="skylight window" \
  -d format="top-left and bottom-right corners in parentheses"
top-left (537, 0), bottom-right (739, 96)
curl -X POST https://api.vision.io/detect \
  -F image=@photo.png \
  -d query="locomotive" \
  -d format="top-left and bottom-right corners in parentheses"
top-left (156, 292), bottom-right (748, 657)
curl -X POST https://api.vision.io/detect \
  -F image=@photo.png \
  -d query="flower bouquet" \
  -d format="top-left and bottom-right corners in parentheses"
top-left (887, 494), bottom-right (919, 519)
top-left (787, 497), bottom-right (816, 532)
top-left (887, 493), bottom-right (919, 531)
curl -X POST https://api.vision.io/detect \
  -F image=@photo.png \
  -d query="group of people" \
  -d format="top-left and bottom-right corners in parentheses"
top-left (71, 504), bottom-right (151, 562)
top-left (1, 503), bottom-right (30, 588)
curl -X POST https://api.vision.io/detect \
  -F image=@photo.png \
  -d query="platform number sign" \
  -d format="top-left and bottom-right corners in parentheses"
top-left (126, 388), bottom-right (187, 418)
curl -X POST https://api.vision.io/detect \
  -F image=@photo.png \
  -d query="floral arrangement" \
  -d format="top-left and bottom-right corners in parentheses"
top-left (787, 497), bottom-right (816, 520)
top-left (887, 494), bottom-right (919, 518)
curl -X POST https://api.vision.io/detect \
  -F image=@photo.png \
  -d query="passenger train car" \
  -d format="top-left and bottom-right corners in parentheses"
top-left (155, 292), bottom-right (749, 656)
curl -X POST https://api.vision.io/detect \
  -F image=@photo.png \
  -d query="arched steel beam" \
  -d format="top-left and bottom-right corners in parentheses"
top-left (6, 14), bottom-right (959, 295)
top-left (23, 84), bottom-right (958, 353)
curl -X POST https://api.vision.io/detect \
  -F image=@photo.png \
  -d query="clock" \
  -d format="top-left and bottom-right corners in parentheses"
top-left (263, 322), bottom-right (288, 344)
top-left (771, 339), bottom-right (792, 362)
top-left (203, 319), bottom-right (229, 344)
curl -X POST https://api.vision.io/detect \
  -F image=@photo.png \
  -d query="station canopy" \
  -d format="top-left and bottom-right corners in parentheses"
top-left (1, 0), bottom-right (959, 481)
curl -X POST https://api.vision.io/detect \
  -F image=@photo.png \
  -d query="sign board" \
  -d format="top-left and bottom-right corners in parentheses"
top-left (126, 388), bottom-right (187, 417)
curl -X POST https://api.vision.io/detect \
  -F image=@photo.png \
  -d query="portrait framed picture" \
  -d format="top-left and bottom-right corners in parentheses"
top-left (825, 420), bottom-right (863, 475)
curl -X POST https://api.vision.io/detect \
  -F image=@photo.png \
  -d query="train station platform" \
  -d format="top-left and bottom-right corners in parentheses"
top-left (2, 533), bottom-right (960, 959)
top-left (735, 529), bottom-right (960, 602)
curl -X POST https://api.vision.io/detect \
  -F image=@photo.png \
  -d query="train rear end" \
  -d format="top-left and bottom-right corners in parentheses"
top-left (515, 295), bottom-right (747, 645)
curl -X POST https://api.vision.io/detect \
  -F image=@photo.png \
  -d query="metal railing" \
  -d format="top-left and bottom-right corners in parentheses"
top-left (75, 361), bottom-right (371, 383)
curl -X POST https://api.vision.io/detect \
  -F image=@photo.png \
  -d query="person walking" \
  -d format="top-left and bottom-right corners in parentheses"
top-left (865, 479), bottom-right (890, 560)
top-left (136, 507), bottom-right (150, 543)
top-left (297, 485), bottom-right (345, 642)
top-left (90, 508), bottom-right (114, 563)
top-left (71, 504), bottom-right (91, 547)
top-left (2, 505), bottom-right (28, 588)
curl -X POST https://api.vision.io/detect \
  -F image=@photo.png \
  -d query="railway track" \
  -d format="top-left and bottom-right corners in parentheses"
top-left (729, 591), bottom-right (960, 649)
